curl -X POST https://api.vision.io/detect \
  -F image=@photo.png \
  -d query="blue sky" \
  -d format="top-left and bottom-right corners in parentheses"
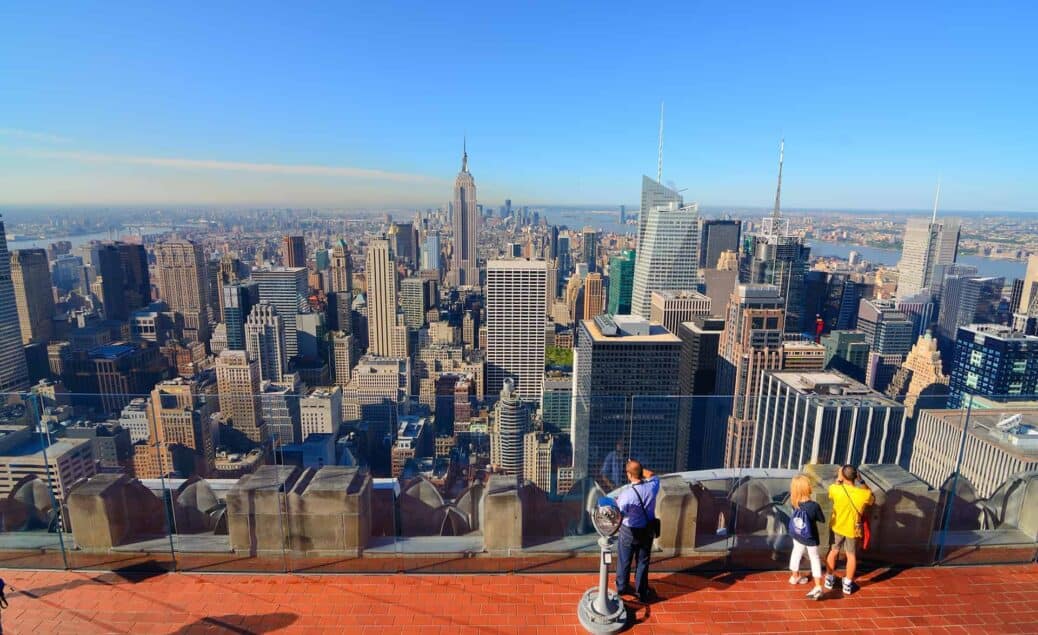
top-left (1, 1), bottom-right (1036, 211)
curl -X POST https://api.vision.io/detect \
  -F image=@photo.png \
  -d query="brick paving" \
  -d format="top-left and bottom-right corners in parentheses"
top-left (0, 564), bottom-right (1036, 634)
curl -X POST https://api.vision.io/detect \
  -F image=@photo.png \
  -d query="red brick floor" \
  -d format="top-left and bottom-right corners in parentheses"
top-left (0, 564), bottom-right (1036, 634)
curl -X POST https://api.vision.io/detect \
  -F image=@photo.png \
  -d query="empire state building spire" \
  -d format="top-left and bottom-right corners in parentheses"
top-left (452, 138), bottom-right (479, 286)
top-left (462, 136), bottom-right (468, 172)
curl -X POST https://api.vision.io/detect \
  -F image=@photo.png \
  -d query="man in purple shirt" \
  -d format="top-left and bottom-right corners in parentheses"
top-left (613, 459), bottom-right (659, 603)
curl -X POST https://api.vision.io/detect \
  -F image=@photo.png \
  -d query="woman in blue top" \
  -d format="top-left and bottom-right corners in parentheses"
top-left (788, 474), bottom-right (826, 600)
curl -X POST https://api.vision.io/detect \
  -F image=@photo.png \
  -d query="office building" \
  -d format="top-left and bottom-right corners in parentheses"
top-left (948, 324), bottom-right (1038, 408)
top-left (283, 235), bottom-right (307, 268)
top-left (753, 371), bottom-right (908, 469)
top-left (51, 253), bottom-right (83, 293)
top-left (582, 272), bottom-right (604, 320)
top-left (897, 290), bottom-right (938, 339)
top-left (119, 398), bottom-right (152, 443)
top-left (331, 331), bottom-right (354, 388)
top-left (936, 275), bottom-right (1005, 357)
top-left (717, 284), bottom-right (786, 468)
top-left (154, 239), bottom-right (211, 345)
top-left (347, 355), bottom-right (410, 471)
top-left (260, 379), bottom-right (302, 445)
top-left (96, 242), bottom-right (150, 321)
top-left (581, 227), bottom-right (598, 273)
top-left (524, 431), bottom-right (555, 493)
top-left (300, 386), bottom-right (343, 439)
top-left (65, 422), bottom-right (131, 472)
top-left (678, 317), bottom-right (726, 470)
top-left (910, 408), bottom-right (1038, 499)
top-left (143, 377), bottom-right (217, 478)
top-left (821, 330), bottom-right (870, 382)
top-left (401, 277), bottom-right (429, 329)
top-left (245, 302), bottom-right (289, 382)
top-left (222, 281), bottom-right (260, 351)
top-left (79, 342), bottom-right (166, 416)
top-left (11, 249), bottom-right (54, 344)
top-left (699, 219), bottom-right (741, 269)
top-left (650, 290), bottom-right (711, 335)
top-left (540, 375), bottom-right (572, 434)
top-left (897, 215), bottom-right (961, 298)
top-left (858, 298), bottom-right (916, 392)
top-left (486, 259), bottom-right (548, 401)
top-left (329, 239), bottom-right (353, 294)
top-left (365, 237), bottom-right (398, 357)
top-left (0, 430), bottom-right (95, 503)
top-left (742, 223), bottom-right (810, 334)
top-left (390, 222), bottom-right (418, 266)
top-left (215, 349), bottom-right (266, 445)
top-left (252, 266), bottom-right (308, 359)
top-left (391, 415), bottom-right (431, 477)
top-left (556, 235), bottom-right (572, 288)
top-left (452, 144), bottom-right (480, 287)
top-left (490, 379), bottom-right (529, 475)
top-left (630, 200), bottom-right (700, 319)
top-left (606, 249), bottom-right (636, 315)
top-left (572, 315), bottom-right (682, 482)
top-left (885, 331), bottom-right (950, 419)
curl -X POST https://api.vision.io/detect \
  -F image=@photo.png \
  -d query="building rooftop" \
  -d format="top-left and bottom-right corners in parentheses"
top-left (88, 343), bottom-right (138, 360)
top-left (585, 315), bottom-right (680, 343)
top-left (924, 408), bottom-right (1038, 457)
top-left (1, 433), bottom-right (90, 458)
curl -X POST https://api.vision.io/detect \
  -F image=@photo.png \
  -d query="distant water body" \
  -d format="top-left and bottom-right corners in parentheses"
top-left (808, 240), bottom-right (1026, 281)
top-left (7, 227), bottom-right (168, 252)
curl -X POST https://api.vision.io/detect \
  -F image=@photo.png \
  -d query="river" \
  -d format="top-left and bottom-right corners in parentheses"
top-left (7, 227), bottom-right (171, 252)
top-left (807, 240), bottom-right (1026, 281)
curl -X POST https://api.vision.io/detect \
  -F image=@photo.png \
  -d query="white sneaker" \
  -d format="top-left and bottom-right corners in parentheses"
top-left (806, 587), bottom-right (824, 600)
top-left (788, 575), bottom-right (809, 585)
top-left (824, 574), bottom-right (836, 589)
top-left (842, 579), bottom-right (855, 595)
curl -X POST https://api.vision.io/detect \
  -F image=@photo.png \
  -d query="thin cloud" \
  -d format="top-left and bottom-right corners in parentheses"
top-left (0, 128), bottom-right (71, 144)
top-left (16, 148), bottom-right (441, 183)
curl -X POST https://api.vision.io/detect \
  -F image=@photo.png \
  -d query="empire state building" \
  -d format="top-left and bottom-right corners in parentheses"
top-left (452, 143), bottom-right (479, 287)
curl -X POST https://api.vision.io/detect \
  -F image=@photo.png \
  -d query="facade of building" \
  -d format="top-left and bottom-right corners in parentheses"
top-left (252, 267), bottom-right (309, 359)
top-left (400, 277), bottom-right (428, 329)
top-left (572, 315), bottom-right (682, 482)
top-left (329, 239), bottom-right (353, 294)
top-left (678, 317), bottom-right (726, 470)
top-left (753, 371), bottom-right (908, 469)
top-left (154, 239), bottom-right (211, 345)
top-left (540, 375), bottom-right (572, 434)
top-left (699, 219), bottom-right (741, 270)
top-left (630, 200), bottom-right (700, 319)
top-left (365, 238), bottom-right (398, 357)
top-left (649, 290), bottom-right (711, 335)
top-left (523, 431), bottom-right (555, 493)
top-left (581, 227), bottom-right (598, 273)
top-left (606, 249), bottom-right (636, 315)
top-left (222, 281), bottom-right (260, 351)
top-left (948, 324), bottom-right (1038, 408)
top-left (245, 302), bottom-right (288, 382)
top-left (0, 430), bottom-right (95, 502)
top-left (300, 386), bottom-right (343, 439)
top-left (11, 249), bottom-right (54, 344)
top-left (910, 408), bottom-right (1038, 498)
top-left (215, 349), bottom-right (266, 445)
top-left (486, 259), bottom-right (548, 402)
top-left (742, 219), bottom-right (811, 334)
top-left (821, 330), bottom-right (870, 382)
top-left (282, 235), bottom-right (307, 268)
top-left (451, 146), bottom-right (480, 287)
top-left (490, 379), bottom-right (529, 475)
top-left (260, 379), bottom-right (302, 445)
top-left (143, 377), bottom-right (217, 478)
top-left (896, 216), bottom-right (961, 298)
top-left (885, 331), bottom-right (950, 419)
top-left (582, 272), bottom-right (604, 320)
top-left (717, 285), bottom-right (786, 468)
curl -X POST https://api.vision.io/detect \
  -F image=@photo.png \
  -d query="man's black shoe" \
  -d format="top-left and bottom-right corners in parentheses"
top-left (616, 587), bottom-right (636, 597)
top-left (638, 588), bottom-right (657, 604)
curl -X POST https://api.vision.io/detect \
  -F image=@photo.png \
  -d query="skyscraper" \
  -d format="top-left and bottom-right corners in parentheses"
top-left (154, 239), bottom-right (211, 345)
top-left (95, 242), bottom-right (150, 321)
top-left (948, 324), bottom-right (1038, 408)
top-left (11, 249), bottom-right (54, 344)
top-left (215, 349), bottom-right (266, 445)
top-left (252, 266), bottom-right (308, 359)
top-left (486, 259), bottom-right (548, 402)
top-left (245, 302), bottom-right (289, 382)
top-left (400, 277), bottom-right (428, 329)
top-left (390, 222), bottom-right (418, 266)
top-left (365, 238), bottom-right (399, 357)
top-left (0, 217), bottom-right (34, 392)
top-left (857, 298), bottom-right (916, 391)
top-left (582, 272), bottom-right (604, 320)
top-left (699, 219), bottom-right (742, 270)
top-left (452, 143), bottom-right (479, 287)
top-left (572, 315), bottom-right (682, 482)
top-left (678, 317), bottom-right (726, 470)
top-left (329, 239), bottom-right (353, 294)
top-left (1016, 255), bottom-right (1038, 317)
top-left (420, 233), bottom-right (441, 274)
top-left (283, 235), bottom-right (307, 268)
top-left (490, 379), bottom-right (529, 475)
top-left (896, 207), bottom-right (961, 298)
top-left (582, 227), bottom-right (599, 273)
top-left (222, 281), bottom-right (260, 351)
top-left (885, 331), bottom-right (949, 419)
top-left (630, 200), bottom-right (700, 319)
top-left (717, 284), bottom-right (786, 468)
top-left (936, 275), bottom-right (1005, 358)
top-left (145, 377), bottom-right (217, 478)
top-left (638, 176), bottom-right (683, 244)
top-left (753, 371), bottom-right (908, 469)
top-left (606, 249), bottom-right (636, 315)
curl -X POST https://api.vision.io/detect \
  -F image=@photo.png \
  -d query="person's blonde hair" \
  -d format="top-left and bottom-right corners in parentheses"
top-left (789, 474), bottom-right (813, 508)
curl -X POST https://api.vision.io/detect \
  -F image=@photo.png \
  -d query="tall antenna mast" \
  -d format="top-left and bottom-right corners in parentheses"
top-left (931, 177), bottom-right (941, 224)
top-left (772, 138), bottom-right (784, 219)
top-left (657, 101), bottom-right (664, 183)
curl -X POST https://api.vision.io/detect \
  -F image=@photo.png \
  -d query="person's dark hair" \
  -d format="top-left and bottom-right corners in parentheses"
top-left (841, 465), bottom-right (858, 482)
top-left (626, 459), bottom-right (644, 480)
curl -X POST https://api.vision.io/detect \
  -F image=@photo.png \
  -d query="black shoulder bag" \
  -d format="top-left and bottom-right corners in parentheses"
top-left (632, 482), bottom-right (661, 538)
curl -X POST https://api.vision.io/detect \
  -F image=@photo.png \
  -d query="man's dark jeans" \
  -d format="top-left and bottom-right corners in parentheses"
top-left (615, 524), bottom-right (652, 599)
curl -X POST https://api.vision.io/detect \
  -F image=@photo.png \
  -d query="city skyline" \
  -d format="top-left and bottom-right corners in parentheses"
top-left (2, 3), bottom-right (1038, 211)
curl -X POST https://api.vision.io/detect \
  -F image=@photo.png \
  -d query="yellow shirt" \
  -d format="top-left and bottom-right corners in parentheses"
top-left (828, 483), bottom-right (874, 538)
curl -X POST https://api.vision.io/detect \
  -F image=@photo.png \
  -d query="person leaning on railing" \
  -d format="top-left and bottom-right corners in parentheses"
top-left (825, 465), bottom-right (874, 596)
